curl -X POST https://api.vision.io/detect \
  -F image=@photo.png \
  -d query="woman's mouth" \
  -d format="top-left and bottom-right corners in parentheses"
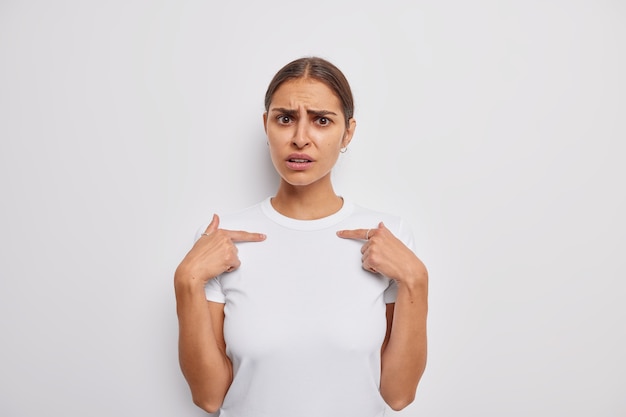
top-left (286, 154), bottom-right (314, 170)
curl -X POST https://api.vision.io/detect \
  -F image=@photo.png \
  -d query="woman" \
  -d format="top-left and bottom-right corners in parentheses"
top-left (175, 57), bottom-right (428, 417)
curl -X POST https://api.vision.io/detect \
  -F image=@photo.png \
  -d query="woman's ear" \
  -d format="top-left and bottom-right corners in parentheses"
top-left (342, 118), bottom-right (357, 148)
top-left (263, 112), bottom-right (268, 134)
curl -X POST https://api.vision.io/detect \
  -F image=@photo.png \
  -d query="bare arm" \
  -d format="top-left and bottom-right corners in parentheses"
top-left (176, 283), bottom-right (231, 413)
top-left (338, 222), bottom-right (428, 410)
top-left (175, 214), bottom-right (266, 412)
top-left (380, 275), bottom-right (428, 410)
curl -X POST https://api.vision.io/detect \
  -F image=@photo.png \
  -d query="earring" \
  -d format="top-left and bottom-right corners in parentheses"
top-left (340, 147), bottom-right (347, 153)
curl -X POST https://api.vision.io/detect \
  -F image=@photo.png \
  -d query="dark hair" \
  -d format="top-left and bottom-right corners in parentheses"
top-left (264, 57), bottom-right (354, 125)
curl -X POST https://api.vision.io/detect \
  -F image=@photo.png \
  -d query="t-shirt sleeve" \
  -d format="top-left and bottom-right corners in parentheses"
top-left (205, 276), bottom-right (226, 303)
top-left (383, 279), bottom-right (398, 303)
top-left (384, 217), bottom-right (417, 304)
top-left (397, 217), bottom-right (417, 253)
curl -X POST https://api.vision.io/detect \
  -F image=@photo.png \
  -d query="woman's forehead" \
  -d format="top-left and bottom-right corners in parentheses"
top-left (270, 78), bottom-right (342, 110)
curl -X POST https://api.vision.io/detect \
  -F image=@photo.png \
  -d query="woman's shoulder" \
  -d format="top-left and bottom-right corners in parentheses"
top-left (220, 199), bottom-right (267, 222)
top-left (346, 200), bottom-right (415, 249)
top-left (349, 201), bottom-right (404, 225)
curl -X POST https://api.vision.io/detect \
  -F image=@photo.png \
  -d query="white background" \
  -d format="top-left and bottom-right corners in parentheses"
top-left (1, 1), bottom-right (625, 416)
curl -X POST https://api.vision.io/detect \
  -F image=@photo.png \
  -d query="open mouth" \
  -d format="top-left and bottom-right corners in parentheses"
top-left (285, 156), bottom-right (314, 171)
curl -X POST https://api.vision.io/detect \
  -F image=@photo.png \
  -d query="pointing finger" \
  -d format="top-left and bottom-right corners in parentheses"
top-left (337, 228), bottom-right (371, 241)
top-left (225, 230), bottom-right (267, 243)
top-left (201, 214), bottom-right (265, 242)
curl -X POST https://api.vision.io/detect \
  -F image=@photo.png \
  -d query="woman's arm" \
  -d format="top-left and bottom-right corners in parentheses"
top-left (175, 214), bottom-right (266, 412)
top-left (337, 222), bottom-right (428, 410)
top-left (176, 279), bottom-right (232, 413)
top-left (380, 275), bottom-right (428, 410)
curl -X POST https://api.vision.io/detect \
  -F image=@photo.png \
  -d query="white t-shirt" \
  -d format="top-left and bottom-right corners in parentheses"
top-left (201, 197), bottom-right (415, 417)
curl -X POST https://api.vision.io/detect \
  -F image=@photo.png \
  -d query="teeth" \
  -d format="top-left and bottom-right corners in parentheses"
top-left (290, 159), bottom-right (309, 162)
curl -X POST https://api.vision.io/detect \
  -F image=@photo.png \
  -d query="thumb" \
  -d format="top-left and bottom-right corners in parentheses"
top-left (205, 214), bottom-right (220, 234)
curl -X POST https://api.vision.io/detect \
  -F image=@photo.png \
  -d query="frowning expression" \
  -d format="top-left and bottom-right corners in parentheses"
top-left (263, 78), bottom-right (356, 188)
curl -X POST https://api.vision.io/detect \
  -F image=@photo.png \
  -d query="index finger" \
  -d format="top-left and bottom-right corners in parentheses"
top-left (225, 229), bottom-right (267, 242)
top-left (336, 229), bottom-right (369, 240)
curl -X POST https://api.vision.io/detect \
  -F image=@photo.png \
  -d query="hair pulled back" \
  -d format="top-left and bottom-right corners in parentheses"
top-left (264, 57), bottom-right (354, 125)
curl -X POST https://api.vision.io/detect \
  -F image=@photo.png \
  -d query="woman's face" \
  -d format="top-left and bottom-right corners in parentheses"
top-left (264, 78), bottom-right (356, 189)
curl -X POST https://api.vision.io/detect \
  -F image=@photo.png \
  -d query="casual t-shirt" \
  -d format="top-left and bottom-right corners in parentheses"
top-left (201, 197), bottom-right (415, 417)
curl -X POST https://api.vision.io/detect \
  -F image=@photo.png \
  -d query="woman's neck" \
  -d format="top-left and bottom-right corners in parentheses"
top-left (271, 180), bottom-right (343, 220)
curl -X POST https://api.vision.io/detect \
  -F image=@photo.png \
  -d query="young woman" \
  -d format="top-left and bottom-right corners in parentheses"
top-left (175, 57), bottom-right (428, 417)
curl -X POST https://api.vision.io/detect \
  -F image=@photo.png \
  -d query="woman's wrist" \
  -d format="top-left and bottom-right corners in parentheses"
top-left (394, 259), bottom-right (428, 289)
top-left (174, 266), bottom-right (209, 293)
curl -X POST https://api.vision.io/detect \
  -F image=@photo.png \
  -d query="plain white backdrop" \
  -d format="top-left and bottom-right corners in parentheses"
top-left (1, 1), bottom-right (625, 416)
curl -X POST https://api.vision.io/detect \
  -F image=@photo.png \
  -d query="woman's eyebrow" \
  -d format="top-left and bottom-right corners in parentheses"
top-left (270, 107), bottom-right (297, 117)
top-left (270, 107), bottom-right (338, 117)
top-left (307, 109), bottom-right (338, 117)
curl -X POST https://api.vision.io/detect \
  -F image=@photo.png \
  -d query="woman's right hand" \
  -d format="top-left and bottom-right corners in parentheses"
top-left (175, 214), bottom-right (266, 288)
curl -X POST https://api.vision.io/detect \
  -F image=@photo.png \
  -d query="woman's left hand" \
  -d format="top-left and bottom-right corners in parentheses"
top-left (337, 222), bottom-right (427, 286)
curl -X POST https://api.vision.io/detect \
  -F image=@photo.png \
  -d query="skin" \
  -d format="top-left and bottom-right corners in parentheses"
top-left (263, 77), bottom-right (356, 219)
top-left (175, 77), bottom-right (428, 413)
top-left (336, 223), bottom-right (428, 410)
top-left (175, 215), bottom-right (265, 412)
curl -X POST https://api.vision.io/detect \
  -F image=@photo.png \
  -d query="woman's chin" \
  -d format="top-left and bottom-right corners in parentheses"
top-left (278, 172), bottom-right (332, 189)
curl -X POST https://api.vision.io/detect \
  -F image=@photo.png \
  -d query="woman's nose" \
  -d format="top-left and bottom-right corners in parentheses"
top-left (292, 123), bottom-right (310, 148)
